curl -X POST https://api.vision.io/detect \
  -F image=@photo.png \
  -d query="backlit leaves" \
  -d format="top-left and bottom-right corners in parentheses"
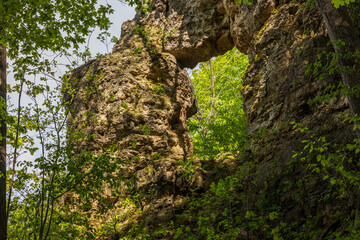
top-left (331, 0), bottom-right (356, 8)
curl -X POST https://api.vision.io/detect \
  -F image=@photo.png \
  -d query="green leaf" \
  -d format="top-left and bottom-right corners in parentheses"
top-left (331, 0), bottom-right (356, 8)
top-left (173, 228), bottom-right (183, 239)
top-left (330, 178), bottom-right (337, 185)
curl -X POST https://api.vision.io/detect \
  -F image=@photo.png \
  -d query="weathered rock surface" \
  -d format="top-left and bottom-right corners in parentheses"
top-left (66, 0), bottom-right (357, 238)
top-left (113, 0), bottom-right (234, 68)
top-left (65, 18), bottom-right (201, 235)
top-left (233, 1), bottom-right (356, 237)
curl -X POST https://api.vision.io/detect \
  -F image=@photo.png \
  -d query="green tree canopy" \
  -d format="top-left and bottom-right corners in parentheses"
top-left (0, 0), bottom-right (113, 75)
top-left (188, 48), bottom-right (249, 158)
top-left (0, 1), bottom-right (115, 239)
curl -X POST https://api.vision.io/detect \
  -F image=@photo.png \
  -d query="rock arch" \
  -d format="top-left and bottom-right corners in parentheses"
top-left (65, 0), bottom-right (355, 237)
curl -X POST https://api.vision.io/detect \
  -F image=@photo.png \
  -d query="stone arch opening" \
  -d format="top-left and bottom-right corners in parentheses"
top-left (186, 47), bottom-right (249, 158)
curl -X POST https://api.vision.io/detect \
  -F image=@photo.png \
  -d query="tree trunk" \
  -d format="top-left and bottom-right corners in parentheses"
top-left (315, 0), bottom-right (360, 137)
top-left (0, 44), bottom-right (7, 240)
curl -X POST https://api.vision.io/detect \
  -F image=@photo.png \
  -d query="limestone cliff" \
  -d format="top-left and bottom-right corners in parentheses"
top-left (66, 0), bottom-right (358, 238)
top-left (65, 18), bottom-right (201, 235)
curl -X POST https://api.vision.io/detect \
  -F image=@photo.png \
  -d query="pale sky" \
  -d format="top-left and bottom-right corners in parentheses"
top-left (90, 0), bottom-right (136, 56)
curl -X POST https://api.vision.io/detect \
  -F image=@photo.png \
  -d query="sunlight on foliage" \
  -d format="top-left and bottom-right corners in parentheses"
top-left (188, 48), bottom-right (249, 158)
top-left (331, 0), bottom-right (356, 8)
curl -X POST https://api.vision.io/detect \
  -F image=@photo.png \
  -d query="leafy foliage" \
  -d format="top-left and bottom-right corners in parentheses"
top-left (235, 0), bottom-right (253, 5)
top-left (0, 0), bottom-right (113, 74)
top-left (125, 0), bottom-right (152, 13)
top-left (306, 39), bottom-right (360, 106)
top-left (1, 0), bottom-right (122, 238)
top-left (6, 80), bottom-right (128, 239)
top-left (188, 48), bottom-right (248, 158)
top-left (331, 0), bottom-right (356, 8)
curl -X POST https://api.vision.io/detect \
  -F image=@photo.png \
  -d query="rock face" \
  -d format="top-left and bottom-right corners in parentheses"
top-left (229, 1), bottom-right (356, 236)
top-left (65, 18), bottom-right (201, 235)
top-left (66, 0), bottom-right (357, 238)
top-left (113, 0), bottom-right (235, 68)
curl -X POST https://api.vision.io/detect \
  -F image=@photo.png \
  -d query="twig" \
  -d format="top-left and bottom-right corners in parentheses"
top-left (6, 78), bottom-right (24, 219)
